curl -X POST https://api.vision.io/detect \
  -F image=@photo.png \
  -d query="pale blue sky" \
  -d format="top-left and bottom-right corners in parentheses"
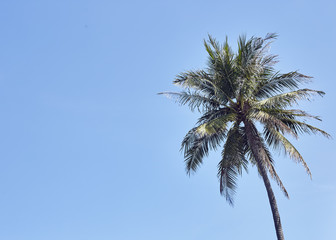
top-left (0, 1), bottom-right (335, 239)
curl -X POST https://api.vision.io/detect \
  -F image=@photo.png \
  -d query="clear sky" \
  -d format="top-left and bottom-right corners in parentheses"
top-left (0, 0), bottom-right (335, 239)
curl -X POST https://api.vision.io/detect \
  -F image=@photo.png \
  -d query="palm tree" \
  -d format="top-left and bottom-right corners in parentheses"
top-left (159, 33), bottom-right (330, 240)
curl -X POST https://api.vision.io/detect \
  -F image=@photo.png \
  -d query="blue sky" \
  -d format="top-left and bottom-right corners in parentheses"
top-left (0, 0), bottom-right (335, 239)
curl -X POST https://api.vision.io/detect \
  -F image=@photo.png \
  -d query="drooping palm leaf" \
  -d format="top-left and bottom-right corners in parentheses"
top-left (263, 124), bottom-right (312, 177)
top-left (218, 125), bottom-right (248, 205)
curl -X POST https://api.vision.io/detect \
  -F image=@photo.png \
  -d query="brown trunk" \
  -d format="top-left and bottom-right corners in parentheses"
top-left (244, 120), bottom-right (285, 240)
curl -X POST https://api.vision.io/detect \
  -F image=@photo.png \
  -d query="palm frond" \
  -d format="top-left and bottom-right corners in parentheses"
top-left (257, 108), bottom-right (330, 137)
top-left (249, 110), bottom-right (298, 138)
top-left (257, 108), bottom-right (322, 121)
top-left (255, 71), bottom-right (312, 99)
top-left (195, 113), bottom-right (236, 136)
top-left (256, 88), bottom-right (325, 108)
top-left (277, 119), bottom-right (331, 138)
top-left (204, 35), bottom-right (237, 99)
top-left (196, 107), bottom-right (234, 125)
top-left (173, 70), bottom-right (216, 96)
top-left (158, 91), bottom-right (220, 112)
top-left (263, 125), bottom-right (312, 177)
top-left (182, 113), bottom-right (237, 174)
top-left (183, 128), bottom-right (225, 174)
top-left (218, 125), bottom-right (248, 205)
top-left (236, 34), bottom-right (278, 98)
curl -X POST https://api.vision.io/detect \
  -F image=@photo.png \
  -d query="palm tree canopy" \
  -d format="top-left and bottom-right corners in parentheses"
top-left (159, 33), bottom-right (330, 205)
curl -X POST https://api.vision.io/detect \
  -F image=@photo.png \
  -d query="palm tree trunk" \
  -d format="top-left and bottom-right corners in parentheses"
top-left (244, 120), bottom-right (285, 240)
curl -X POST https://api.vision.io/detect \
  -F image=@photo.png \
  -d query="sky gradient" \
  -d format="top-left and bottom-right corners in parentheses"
top-left (0, 1), bottom-right (335, 239)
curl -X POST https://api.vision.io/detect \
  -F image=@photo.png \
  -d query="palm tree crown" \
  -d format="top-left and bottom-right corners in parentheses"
top-left (160, 33), bottom-right (330, 240)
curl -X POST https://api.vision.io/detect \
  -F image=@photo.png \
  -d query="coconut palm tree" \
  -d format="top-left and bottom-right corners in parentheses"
top-left (159, 33), bottom-right (330, 240)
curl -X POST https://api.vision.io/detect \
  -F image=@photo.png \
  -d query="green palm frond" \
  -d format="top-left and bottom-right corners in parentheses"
top-left (255, 71), bottom-right (312, 99)
top-left (263, 125), bottom-right (312, 177)
top-left (183, 113), bottom-right (236, 174)
top-left (195, 113), bottom-right (236, 137)
top-left (173, 70), bottom-right (217, 97)
top-left (218, 125), bottom-right (248, 205)
top-left (258, 108), bottom-right (322, 121)
top-left (258, 108), bottom-right (330, 137)
top-left (158, 91), bottom-right (221, 112)
top-left (236, 34), bottom-right (278, 98)
top-left (250, 110), bottom-right (298, 138)
top-left (183, 128), bottom-right (225, 174)
top-left (257, 89), bottom-right (325, 108)
top-left (278, 119), bottom-right (331, 138)
top-left (204, 35), bottom-right (237, 99)
top-left (196, 107), bottom-right (234, 125)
